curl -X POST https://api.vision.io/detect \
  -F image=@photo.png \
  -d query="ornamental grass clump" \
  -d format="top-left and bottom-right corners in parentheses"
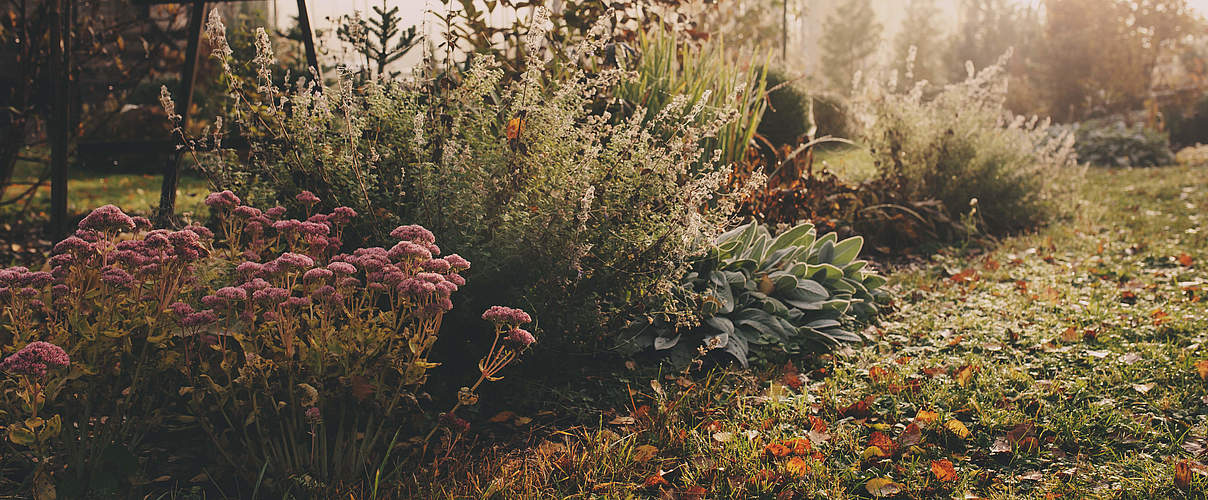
top-left (0, 196), bottom-right (533, 498)
top-left (854, 51), bottom-right (1080, 236)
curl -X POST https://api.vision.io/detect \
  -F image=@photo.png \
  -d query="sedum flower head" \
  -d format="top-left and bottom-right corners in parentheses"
top-left (1, 341), bottom-right (70, 377)
top-left (79, 205), bottom-right (135, 232)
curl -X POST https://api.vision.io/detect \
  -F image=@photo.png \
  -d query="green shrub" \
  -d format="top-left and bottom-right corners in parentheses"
top-left (192, 11), bottom-right (750, 350)
top-left (757, 69), bottom-right (811, 147)
top-left (1074, 120), bottom-right (1174, 167)
top-left (635, 222), bottom-right (886, 368)
top-left (854, 53), bottom-right (1079, 235)
top-left (1167, 93), bottom-right (1208, 149)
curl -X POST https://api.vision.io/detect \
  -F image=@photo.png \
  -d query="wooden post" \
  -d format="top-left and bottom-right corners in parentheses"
top-left (49, 0), bottom-right (69, 238)
top-left (157, 0), bottom-right (206, 224)
top-left (296, 0), bottom-right (320, 77)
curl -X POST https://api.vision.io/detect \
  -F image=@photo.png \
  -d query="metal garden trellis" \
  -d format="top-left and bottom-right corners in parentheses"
top-left (146, 0), bottom-right (321, 225)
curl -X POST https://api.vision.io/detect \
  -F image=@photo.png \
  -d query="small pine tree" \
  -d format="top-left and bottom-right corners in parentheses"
top-left (336, 1), bottom-right (419, 78)
top-left (819, 0), bottom-right (883, 93)
top-left (894, 0), bottom-right (944, 85)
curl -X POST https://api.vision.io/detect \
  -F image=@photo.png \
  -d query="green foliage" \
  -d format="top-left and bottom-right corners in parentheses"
top-left (1167, 93), bottom-right (1208, 149)
top-left (641, 222), bottom-right (886, 368)
top-left (855, 54), bottom-right (1080, 236)
top-left (1074, 120), bottom-right (1174, 167)
top-left (616, 27), bottom-right (770, 167)
top-left (197, 12), bottom-right (748, 351)
top-left (757, 69), bottom-right (811, 147)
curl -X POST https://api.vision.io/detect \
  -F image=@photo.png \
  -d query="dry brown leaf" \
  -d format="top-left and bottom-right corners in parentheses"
top-left (632, 444), bottom-right (659, 463)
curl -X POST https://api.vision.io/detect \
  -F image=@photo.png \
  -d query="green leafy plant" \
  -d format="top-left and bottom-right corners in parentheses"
top-left (187, 10), bottom-right (751, 354)
top-left (640, 222), bottom-right (886, 368)
top-left (616, 27), bottom-right (769, 168)
top-left (1074, 120), bottom-right (1174, 167)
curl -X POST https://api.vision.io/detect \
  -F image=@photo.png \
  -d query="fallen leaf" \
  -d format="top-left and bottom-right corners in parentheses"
top-left (1132, 383), bottom-right (1155, 394)
top-left (764, 443), bottom-right (791, 457)
top-left (914, 409), bottom-right (940, 426)
top-left (953, 365), bottom-right (976, 387)
top-left (899, 423), bottom-right (922, 447)
top-left (513, 416), bottom-right (532, 426)
top-left (632, 444), bottom-right (658, 463)
top-left (861, 446), bottom-right (887, 460)
top-left (991, 436), bottom-right (1012, 454)
top-left (490, 411), bottom-right (517, 423)
top-left (1178, 253), bottom-right (1194, 267)
top-left (643, 473), bottom-right (669, 488)
top-left (608, 416), bottom-right (635, 425)
top-left (682, 485), bottom-right (707, 500)
top-left (785, 456), bottom-right (809, 478)
top-left (1061, 326), bottom-right (1081, 342)
top-left (1176, 460), bottom-right (1192, 490)
top-left (945, 419), bottom-right (971, 439)
top-left (713, 431), bottom-right (734, 443)
top-left (1121, 353), bottom-right (1142, 365)
top-left (869, 431), bottom-right (898, 455)
top-left (1196, 360), bottom-right (1208, 381)
top-left (931, 459), bottom-right (958, 482)
top-left (865, 477), bottom-right (903, 497)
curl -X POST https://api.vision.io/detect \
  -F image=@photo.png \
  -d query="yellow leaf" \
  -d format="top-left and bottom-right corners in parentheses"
top-left (861, 445), bottom-right (886, 460)
top-left (914, 409), bottom-right (940, 426)
top-left (785, 456), bottom-right (809, 478)
top-left (865, 477), bottom-right (903, 497)
top-left (945, 419), bottom-right (971, 439)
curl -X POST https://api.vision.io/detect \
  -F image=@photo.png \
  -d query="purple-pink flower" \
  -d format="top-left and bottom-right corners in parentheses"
top-left (390, 225), bottom-right (436, 245)
top-left (204, 190), bottom-right (241, 210)
top-left (78, 205), bottom-right (135, 232)
top-left (482, 306), bottom-right (532, 326)
top-left (296, 191), bottom-right (321, 205)
top-left (505, 327), bottom-right (537, 349)
top-left (0, 341), bottom-right (70, 377)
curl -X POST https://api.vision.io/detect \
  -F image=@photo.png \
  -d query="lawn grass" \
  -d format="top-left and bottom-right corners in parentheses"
top-left (419, 164), bottom-right (1208, 498)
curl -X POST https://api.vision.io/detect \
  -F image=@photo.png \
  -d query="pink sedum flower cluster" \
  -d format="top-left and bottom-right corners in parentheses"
top-left (0, 341), bottom-right (70, 378)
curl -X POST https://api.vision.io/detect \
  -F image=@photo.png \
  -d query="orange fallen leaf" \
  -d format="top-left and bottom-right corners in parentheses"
top-left (1176, 460), bottom-right (1192, 491)
top-left (785, 456), bottom-right (809, 478)
top-left (914, 409), bottom-right (940, 426)
top-left (869, 431), bottom-right (898, 455)
top-left (1196, 360), bottom-right (1208, 382)
top-left (931, 459), bottom-right (958, 482)
top-left (764, 443), bottom-right (791, 458)
top-left (1060, 326), bottom-right (1080, 342)
top-left (953, 364), bottom-right (976, 388)
top-left (1178, 253), bottom-right (1194, 267)
top-left (643, 474), bottom-right (669, 488)
top-left (785, 438), bottom-right (812, 455)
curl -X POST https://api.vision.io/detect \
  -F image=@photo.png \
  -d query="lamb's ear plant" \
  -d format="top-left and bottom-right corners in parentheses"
top-left (640, 222), bottom-right (887, 368)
